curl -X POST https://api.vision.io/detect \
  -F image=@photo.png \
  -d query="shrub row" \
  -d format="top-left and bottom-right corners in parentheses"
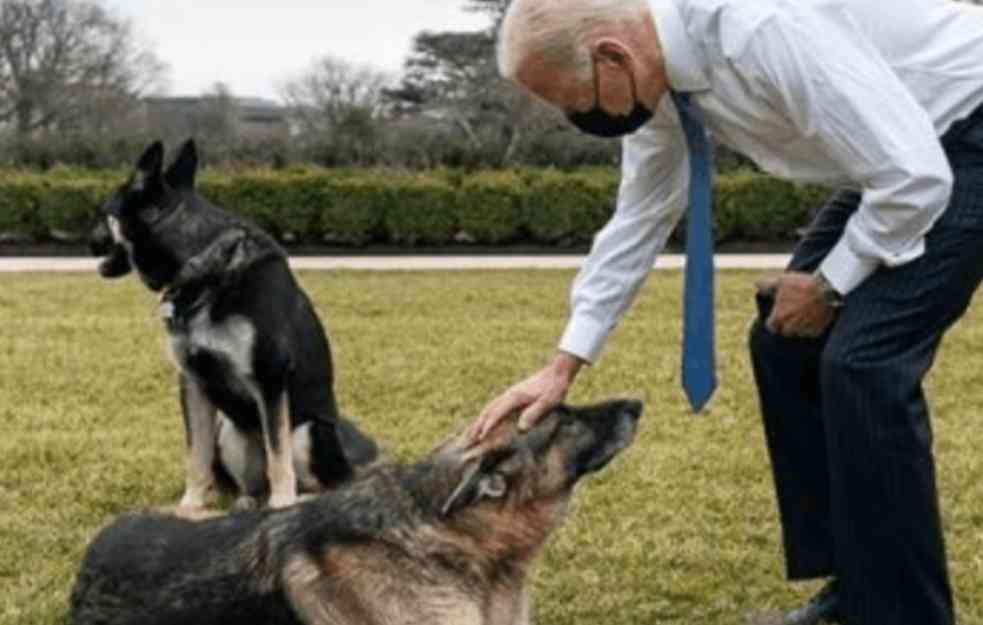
top-left (0, 167), bottom-right (826, 246)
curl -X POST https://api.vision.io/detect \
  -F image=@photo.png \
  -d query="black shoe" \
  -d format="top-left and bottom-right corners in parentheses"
top-left (781, 580), bottom-right (842, 625)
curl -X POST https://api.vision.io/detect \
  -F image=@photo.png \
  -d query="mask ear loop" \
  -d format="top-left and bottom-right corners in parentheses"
top-left (587, 50), bottom-right (642, 114)
top-left (589, 55), bottom-right (602, 111)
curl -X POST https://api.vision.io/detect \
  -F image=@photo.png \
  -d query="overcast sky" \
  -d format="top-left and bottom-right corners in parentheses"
top-left (104, 0), bottom-right (490, 102)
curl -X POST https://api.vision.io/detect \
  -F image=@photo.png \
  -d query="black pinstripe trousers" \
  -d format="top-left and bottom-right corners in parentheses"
top-left (750, 110), bottom-right (983, 625)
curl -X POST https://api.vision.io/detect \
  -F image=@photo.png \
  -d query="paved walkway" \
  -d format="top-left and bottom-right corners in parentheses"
top-left (0, 254), bottom-right (791, 273)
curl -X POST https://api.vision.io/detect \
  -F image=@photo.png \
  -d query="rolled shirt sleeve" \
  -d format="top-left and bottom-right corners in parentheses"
top-left (735, 6), bottom-right (954, 295)
top-left (559, 103), bottom-right (689, 363)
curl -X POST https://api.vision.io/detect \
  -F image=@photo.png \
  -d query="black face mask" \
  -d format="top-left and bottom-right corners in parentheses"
top-left (567, 102), bottom-right (654, 138)
top-left (566, 58), bottom-right (654, 138)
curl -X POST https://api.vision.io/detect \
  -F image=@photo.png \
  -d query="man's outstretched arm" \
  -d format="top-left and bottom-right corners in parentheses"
top-left (469, 112), bottom-right (689, 443)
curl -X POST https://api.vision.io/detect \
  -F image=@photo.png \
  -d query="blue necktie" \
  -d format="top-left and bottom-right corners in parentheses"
top-left (671, 91), bottom-right (717, 413)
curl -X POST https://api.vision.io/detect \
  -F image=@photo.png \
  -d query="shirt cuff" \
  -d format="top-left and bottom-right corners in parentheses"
top-left (558, 313), bottom-right (611, 364)
top-left (818, 237), bottom-right (880, 295)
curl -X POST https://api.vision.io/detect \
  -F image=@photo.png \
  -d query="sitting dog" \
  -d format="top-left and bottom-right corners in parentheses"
top-left (70, 399), bottom-right (643, 625)
top-left (89, 140), bottom-right (377, 510)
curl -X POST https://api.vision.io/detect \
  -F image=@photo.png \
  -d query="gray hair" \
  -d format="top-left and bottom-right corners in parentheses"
top-left (497, 0), bottom-right (650, 83)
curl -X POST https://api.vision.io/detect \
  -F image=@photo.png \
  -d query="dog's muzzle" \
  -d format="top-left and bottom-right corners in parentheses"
top-left (88, 217), bottom-right (114, 257)
top-left (90, 217), bottom-right (133, 278)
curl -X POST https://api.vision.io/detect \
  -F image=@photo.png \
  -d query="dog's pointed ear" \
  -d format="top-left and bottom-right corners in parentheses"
top-left (440, 464), bottom-right (508, 518)
top-left (133, 141), bottom-right (165, 192)
top-left (165, 138), bottom-right (198, 190)
top-left (136, 141), bottom-right (165, 177)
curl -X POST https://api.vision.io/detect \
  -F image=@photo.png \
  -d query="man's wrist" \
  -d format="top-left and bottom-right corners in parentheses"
top-left (552, 351), bottom-right (585, 382)
top-left (813, 269), bottom-right (845, 308)
top-left (819, 238), bottom-right (879, 295)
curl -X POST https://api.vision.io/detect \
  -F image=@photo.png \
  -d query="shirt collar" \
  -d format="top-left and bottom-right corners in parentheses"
top-left (648, 0), bottom-right (711, 93)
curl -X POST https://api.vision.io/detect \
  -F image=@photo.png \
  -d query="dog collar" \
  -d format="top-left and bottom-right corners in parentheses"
top-left (159, 286), bottom-right (213, 332)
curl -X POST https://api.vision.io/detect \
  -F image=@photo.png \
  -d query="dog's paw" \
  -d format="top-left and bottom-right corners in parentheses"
top-left (163, 506), bottom-right (226, 522)
top-left (178, 492), bottom-right (210, 511)
top-left (267, 493), bottom-right (298, 509)
top-left (233, 496), bottom-right (260, 512)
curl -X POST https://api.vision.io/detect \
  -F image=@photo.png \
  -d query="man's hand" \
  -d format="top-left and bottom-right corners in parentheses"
top-left (466, 352), bottom-right (585, 446)
top-left (756, 271), bottom-right (838, 338)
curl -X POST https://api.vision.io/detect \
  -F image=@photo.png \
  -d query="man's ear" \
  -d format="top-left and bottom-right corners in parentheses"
top-left (164, 138), bottom-right (198, 190)
top-left (441, 464), bottom-right (508, 518)
top-left (133, 141), bottom-right (165, 192)
top-left (593, 39), bottom-right (633, 71)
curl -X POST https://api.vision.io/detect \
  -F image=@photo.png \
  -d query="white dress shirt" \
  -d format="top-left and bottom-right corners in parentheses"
top-left (560, 0), bottom-right (983, 363)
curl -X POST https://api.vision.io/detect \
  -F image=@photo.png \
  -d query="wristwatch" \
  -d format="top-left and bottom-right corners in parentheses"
top-left (813, 270), bottom-right (845, 308)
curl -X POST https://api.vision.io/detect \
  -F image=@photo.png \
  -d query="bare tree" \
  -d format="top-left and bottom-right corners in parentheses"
top-left (0, 0), bottom-right (167, 135)
top-left (192, 82), bottom-right (237, 143)
top-left (280, 56), bottom-right (389, 136)
top-left (278, 56), bottom-right (391, 165)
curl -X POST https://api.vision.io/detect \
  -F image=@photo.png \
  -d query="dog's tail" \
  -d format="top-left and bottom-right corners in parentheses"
top-left (309, 416), bottom-right (379, 488)
top-left (336, 416), bottom-right (379, 467)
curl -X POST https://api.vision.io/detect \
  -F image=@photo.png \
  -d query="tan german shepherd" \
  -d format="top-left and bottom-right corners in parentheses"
top-left (70, 399), bottom-right (642, 625)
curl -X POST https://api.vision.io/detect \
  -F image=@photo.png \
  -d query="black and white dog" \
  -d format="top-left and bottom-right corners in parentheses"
top-left (89, 140), bottom-right (377, 510)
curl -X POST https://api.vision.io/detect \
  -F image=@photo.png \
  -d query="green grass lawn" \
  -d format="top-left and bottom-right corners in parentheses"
top-left (1, 270), bottom-right (981, 625)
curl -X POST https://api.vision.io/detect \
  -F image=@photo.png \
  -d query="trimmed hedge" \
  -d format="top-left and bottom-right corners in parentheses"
top-left (0, 166), bottom-right (825, 247)
top-left (455, 170), bottom-right (528, 243)
top-left (523, 168), bottom-right (618, 244)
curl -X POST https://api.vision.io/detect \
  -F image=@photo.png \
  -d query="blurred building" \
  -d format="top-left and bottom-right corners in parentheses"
top-left (142, 96), bottom-right (290, 142)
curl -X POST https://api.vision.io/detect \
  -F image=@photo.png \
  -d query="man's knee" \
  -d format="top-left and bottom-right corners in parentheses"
top-left (819, 338), bottom-right (863, 385)
top-left (819, 339), bottom-right (934, 454)
top-left (819, 331), bottom-right (915, 384)
top-left (819, 337), bottom-right (922, 410)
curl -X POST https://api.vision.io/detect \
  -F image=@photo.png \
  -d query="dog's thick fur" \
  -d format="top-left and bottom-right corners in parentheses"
top-left (70, 399), bottom-right (643, 625)
top-left (89, 140), bottom-right (377, 510)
